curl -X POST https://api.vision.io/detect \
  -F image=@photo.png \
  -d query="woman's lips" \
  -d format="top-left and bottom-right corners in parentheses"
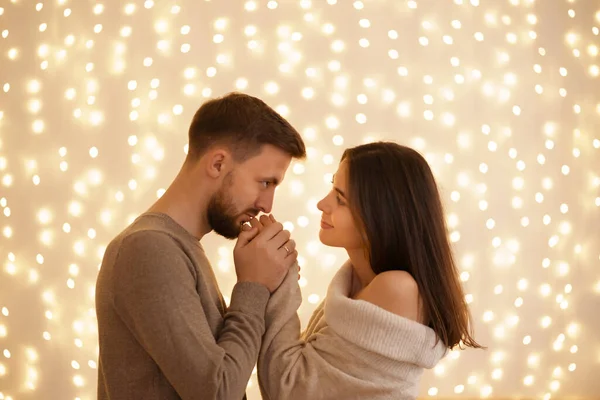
top-left (320, 220), bottom-right (333, 229)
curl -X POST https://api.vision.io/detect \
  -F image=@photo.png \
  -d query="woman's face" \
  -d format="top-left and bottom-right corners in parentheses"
top-left (317, 161), bottom-right (364, 250)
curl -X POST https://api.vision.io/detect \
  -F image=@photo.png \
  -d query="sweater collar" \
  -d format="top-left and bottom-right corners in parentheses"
top-left (324, 262), bottom-right (447, 369)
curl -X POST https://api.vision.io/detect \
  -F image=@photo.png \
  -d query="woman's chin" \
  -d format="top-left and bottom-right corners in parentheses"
top-left (318, 229), bottom-right (327, 245)
top-left (318, 229), bottom-right (336, 247)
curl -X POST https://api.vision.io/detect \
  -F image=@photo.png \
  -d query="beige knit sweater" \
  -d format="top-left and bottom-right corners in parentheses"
top-left (258, 261), bottom-right (447, 400)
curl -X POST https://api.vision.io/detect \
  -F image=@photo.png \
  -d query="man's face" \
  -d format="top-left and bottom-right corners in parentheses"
top-left (207, 145), bottom-right (292, 239)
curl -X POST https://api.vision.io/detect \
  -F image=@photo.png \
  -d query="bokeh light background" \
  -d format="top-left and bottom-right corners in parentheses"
top-left (1, 0), bottom-right (600, 399)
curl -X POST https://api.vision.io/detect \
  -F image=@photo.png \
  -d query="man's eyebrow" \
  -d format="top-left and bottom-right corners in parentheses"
top-left (262, 177), bottom-right (281, 185)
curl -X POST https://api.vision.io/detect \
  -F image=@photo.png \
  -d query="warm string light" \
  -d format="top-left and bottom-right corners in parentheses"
top-left (1, 1), bottom-right (599, 399)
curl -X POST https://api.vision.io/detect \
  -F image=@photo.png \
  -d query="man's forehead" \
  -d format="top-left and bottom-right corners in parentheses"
top-left (238, 163), bottom-right (282, 183)
top-left (246, 147), bottom-right (291, 168)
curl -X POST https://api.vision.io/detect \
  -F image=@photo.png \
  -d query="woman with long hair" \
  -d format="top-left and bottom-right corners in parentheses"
top-left (256, 142), bottom-right (483, 400)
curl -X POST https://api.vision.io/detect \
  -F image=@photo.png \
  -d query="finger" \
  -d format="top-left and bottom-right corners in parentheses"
top-left (281, 239), bottom-right (296, 253)
top-left (259, 214), bottom-right (273, 226)
top-left (235, 226), bottom-right (259, 247)
top-left (285, 250), bottom-right (298, 267)
top-left (278, 239), bottom-right (296, 260)
top-left (249, 218), bottom-right (263, 230)
top-left (279, 246), bottom-right (290, 258)
top-left (270, 229), bottom-right (291, 250)
top-left (255, 221), bottom-right (284, 242)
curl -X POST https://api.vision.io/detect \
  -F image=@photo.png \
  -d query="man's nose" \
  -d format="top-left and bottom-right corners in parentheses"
top-left (256, 192), bottom-right (275, 214)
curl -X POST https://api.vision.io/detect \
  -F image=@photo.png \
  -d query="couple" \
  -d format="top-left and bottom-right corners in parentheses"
top-left (95, 93), bottom-right (482, 400)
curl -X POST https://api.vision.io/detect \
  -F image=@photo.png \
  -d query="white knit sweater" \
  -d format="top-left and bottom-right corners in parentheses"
top-left (258, 261), bottom-right (447, 400)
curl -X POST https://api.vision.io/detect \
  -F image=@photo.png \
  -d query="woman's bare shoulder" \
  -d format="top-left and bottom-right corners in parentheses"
top-left (355, 270), bottom-right (421, 322)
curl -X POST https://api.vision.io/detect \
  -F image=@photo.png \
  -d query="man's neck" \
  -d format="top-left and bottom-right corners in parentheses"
top-left (148, 169), bottom-right (212, 240)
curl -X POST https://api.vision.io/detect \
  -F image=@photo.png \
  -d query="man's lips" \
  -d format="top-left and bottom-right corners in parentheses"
top-left (240, 213), bottom-right (258, 224)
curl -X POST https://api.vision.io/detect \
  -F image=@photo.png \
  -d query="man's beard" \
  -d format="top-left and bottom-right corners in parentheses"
top-left (207, 173), bottom-right (257, 239)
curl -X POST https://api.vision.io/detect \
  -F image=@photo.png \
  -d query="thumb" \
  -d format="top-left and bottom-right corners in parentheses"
top-left (235, 225), bottom-right (259, 248)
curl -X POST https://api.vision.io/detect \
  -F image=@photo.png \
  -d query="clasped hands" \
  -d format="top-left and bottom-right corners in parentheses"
top-left (233, 214), bottom-right (300, 294)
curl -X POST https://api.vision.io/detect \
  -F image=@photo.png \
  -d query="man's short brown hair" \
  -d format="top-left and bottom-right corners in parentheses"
top-left (187, 92), bottom-right (306, 162)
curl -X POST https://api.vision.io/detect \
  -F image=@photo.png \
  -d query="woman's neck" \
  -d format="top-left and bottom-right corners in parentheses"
top-left (346, 248), bottom-right (376, 297)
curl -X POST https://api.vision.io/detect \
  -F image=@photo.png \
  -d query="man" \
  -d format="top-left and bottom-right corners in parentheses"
top-left (95, 92), bottom-right (306, 399)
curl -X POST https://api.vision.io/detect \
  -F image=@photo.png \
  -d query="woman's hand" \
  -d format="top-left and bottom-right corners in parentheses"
top-left (248, 215), bottom-right (301, 280)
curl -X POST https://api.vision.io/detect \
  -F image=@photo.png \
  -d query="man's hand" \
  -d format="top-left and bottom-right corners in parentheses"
top-left (234, 218), bottom-right (297, 293)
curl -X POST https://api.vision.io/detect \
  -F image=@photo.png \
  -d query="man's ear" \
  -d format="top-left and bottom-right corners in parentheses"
top-left (205, 148), bottom-right (230, 179)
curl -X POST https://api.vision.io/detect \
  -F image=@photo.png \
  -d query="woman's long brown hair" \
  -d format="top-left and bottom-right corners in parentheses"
top-left (342, 142), bottom-right (483, 349)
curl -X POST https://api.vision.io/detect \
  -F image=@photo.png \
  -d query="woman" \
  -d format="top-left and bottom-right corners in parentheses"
top-left (255, 142), bottom-right (483, 400)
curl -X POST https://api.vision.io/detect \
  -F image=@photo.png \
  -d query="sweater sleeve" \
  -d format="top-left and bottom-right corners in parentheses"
top-left (258, 264), bottom-right (347, 400)
top-left (112, 231), bottom-right (269, 400)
